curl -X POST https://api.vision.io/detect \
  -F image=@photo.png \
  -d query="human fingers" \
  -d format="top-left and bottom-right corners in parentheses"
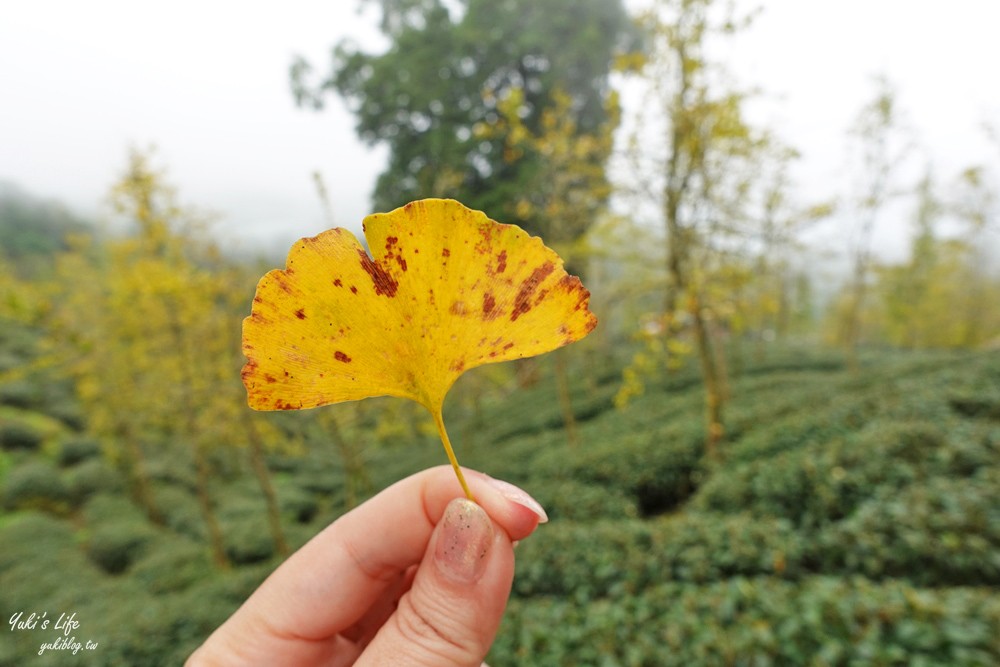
top-left (187, 466), bottom-right (545, 665)
top-left (356, 497), bottom-right (514, 667)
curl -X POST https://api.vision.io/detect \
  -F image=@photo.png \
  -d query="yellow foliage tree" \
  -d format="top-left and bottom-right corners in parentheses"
top-left (52, 149), bottom-right (290, 565)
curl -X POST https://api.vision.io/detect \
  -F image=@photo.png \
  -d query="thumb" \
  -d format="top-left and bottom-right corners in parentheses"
top-left (357, 497), bottom-right (514, 667)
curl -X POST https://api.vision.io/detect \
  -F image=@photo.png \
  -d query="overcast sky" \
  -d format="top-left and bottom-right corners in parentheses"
top-left (1, 0), bottom-right (998, 259)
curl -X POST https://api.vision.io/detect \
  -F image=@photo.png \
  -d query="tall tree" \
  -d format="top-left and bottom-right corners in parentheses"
top-left (53, 150), bottom-right (291, 565)
top-left (621, 0), bottom-right (769, 459)
top-left (838, 76), bottom-right (909, 370)
top-left (291, 0), bottom-right (633, 243)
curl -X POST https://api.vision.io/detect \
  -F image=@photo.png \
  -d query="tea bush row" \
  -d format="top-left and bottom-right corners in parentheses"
top-left (694, 419), bottom-right (991, 527)
top-left (493, 576), bottom-right (1000, 666)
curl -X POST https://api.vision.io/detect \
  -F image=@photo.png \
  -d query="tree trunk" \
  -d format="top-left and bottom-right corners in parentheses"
top-left (193, 443), bottom-right (229, 569)
top-left (246, 421), bottom-right (289, 557)
top-left (690, 294), bottom-right (724, 460)
top-left (326, 414), bottom-right (372, 511)
top-left (122, 427), bottom-right (164, 526)
top-left (553, 348), bottom-right (579, 448)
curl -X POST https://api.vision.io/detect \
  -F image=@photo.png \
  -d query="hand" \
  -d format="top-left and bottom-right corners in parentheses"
top-left (187, 466), bottom-right (547, 666)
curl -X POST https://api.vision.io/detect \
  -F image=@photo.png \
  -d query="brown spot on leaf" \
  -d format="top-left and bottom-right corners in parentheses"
top-left (334, 351), bottom-right (352, 363)
top-left (295, 308), bottom-right (306, 320)
top-left (442, 247), bottom-right (451, 257)
top-left (264, 373), bottom-right (277, 384)
top-left (503, 342), bottom-right (515, 350)
top-left (350, 285), bottom-right (358, 294)
top-left (396, 255), bottom-right (408, 272)
top-left (385, 236), bottom-right (398, 250)
top-left (357, 249), bottom-right (399, 297)
top-left (482, 292), bottom-right (497, 319)
top-left (511, 262), bottom-right (555, 321)
top-left (334, 278), bottom-right (342, 287)
top-left (450, 301), bottom-right (467, 315)
top-left (450, 360), bottom-right (465, 372)
top-left (496, 250), bottom-right (507, 273)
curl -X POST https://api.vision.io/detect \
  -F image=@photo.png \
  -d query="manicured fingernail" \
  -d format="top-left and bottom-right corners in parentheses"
top-left (485, 478), bottom-right (549, 523)
top-left (435, 498), bottom-right (493, 583)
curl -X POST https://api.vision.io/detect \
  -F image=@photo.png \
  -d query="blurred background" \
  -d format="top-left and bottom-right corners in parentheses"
top-left (1, 0), bottom-right (998, 664)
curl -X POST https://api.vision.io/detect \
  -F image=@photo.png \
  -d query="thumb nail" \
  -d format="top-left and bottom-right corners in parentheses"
top-left (435, 498), bottom-right (493, 583)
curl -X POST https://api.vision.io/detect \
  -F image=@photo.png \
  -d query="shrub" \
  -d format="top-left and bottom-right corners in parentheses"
top-left (514, 513), bottom-right (805, 601)
top-left (56, 435), bottom-right (102, 466)
top-left (527, 479), bottom-right (638, 521)
top-left (0, 381), bottom-right (43, 409)
top-left (131, 537), bottom-right (212, 593)
top-left (545, 421), bottom-right (706, 516)
top-left (277, 484), bottom-right (320, 524)
top-left (0, 420), bottom-right (44, 451)
top-left (0, 461), bottom-right (70, 514)
top-left (65, 459), bottom-right (124, 506)
top-left (223, 520), bottom-right (276, 565)
top-left (694, 419), bottom-right (973, 527)
top-left (86, 522), bottom-right (156, 574)
top-left (492, 577), bottom-right (1000, 666)
top-left (153, 484), bottom-right (205, 540)
top-left (814, 469), bottom-right (1000, 586)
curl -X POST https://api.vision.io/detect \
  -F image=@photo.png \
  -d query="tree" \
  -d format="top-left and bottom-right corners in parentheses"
top-left (291, 0), bottom-right (633, 244)
top-left (619, 0), bottom-right (771, 459)
top-left (837, 76), bottom-right (910, 370)
top-left (52, 150), bottom-right (292, 566)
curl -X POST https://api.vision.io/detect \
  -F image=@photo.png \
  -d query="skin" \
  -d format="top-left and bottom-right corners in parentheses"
top-left (187, 466), bottom-right (545, 667)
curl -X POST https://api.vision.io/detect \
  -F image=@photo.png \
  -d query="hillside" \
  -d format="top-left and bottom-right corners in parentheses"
top-left (1, 341), bottom-right (999, 665)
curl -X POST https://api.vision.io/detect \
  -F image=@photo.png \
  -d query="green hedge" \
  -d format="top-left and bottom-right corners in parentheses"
top-left (814, 469), bottom-right (1000, 586)
top-left (0, 461), bottom-right (70, 514)
top-left (0, 420), bottom-right (44, 451)
top-left (694, 419), bottom-right (983, 527)
top-left (514, 513), bottom-right (805, 600)
top-left (493, 577), bottom-right (1000, 666)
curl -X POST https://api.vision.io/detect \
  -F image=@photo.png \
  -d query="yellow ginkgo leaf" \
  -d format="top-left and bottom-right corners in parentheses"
top-left (242, 198), bottom-right (597, 498)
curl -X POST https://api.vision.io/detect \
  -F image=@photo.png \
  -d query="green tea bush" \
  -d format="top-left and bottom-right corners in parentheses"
top-left (527, 479), bottom-right (639, 521)
top-left (153, 484), bottom-right (206, 540)
top-left (86, 521), bottom-right (157, 574)
top-left (56, 435), bottom-right (102, 466)
top-left (514, 520), bottom-right (655, 599)
top-left (493, 577), bottom-right (1000, 666)
top-left (815, 469), bottom-right (1000, 586)
top-left (694, 420), bottom-right (967, 527)
top-left (0, 461), bottom-right (70, 514)
top-left (64, 458), bottom-right (124, 506)
top-left (219, 493), bottom-right (279, 564)
top-left (81, 494), bottom-right (157, 574)
top-left (550, 421), bottom-right (705, 516)
top-left (514, 513), bottom-right (805, 601)
top-left (0, 380), bottom-right (43, 409)
top-left (726, 391), bottom-right (874, 464)
top-left (131, 536), bottom-right (212, 593)
top-left (224, 518), bottom-right (277, 565)
top-left (0, 419), bottom-right (44, 451)
top-left (275, 480), bottom-right (320, 524)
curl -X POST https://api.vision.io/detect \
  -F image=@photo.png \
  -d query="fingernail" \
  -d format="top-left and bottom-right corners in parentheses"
top-left (485, 478), bottom-right (549, 523)
top-left (435, 498), bottom-right (493, 583)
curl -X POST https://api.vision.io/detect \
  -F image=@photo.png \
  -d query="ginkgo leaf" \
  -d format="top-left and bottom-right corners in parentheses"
top-left (242, 198), bottom-right (597, 498)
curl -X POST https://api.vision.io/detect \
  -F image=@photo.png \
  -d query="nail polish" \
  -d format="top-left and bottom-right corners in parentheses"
top-left (435, 498), bottom-right (493, 583)
top-left (485, 477), bottom-right (549, 523)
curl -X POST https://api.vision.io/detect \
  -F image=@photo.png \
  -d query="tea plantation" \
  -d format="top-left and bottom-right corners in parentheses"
top-left (1, 343), bottom-right (998, 665)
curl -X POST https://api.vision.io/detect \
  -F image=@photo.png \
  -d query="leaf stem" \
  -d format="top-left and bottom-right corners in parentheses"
top-left (432, 407), bottom-right (475, 501)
